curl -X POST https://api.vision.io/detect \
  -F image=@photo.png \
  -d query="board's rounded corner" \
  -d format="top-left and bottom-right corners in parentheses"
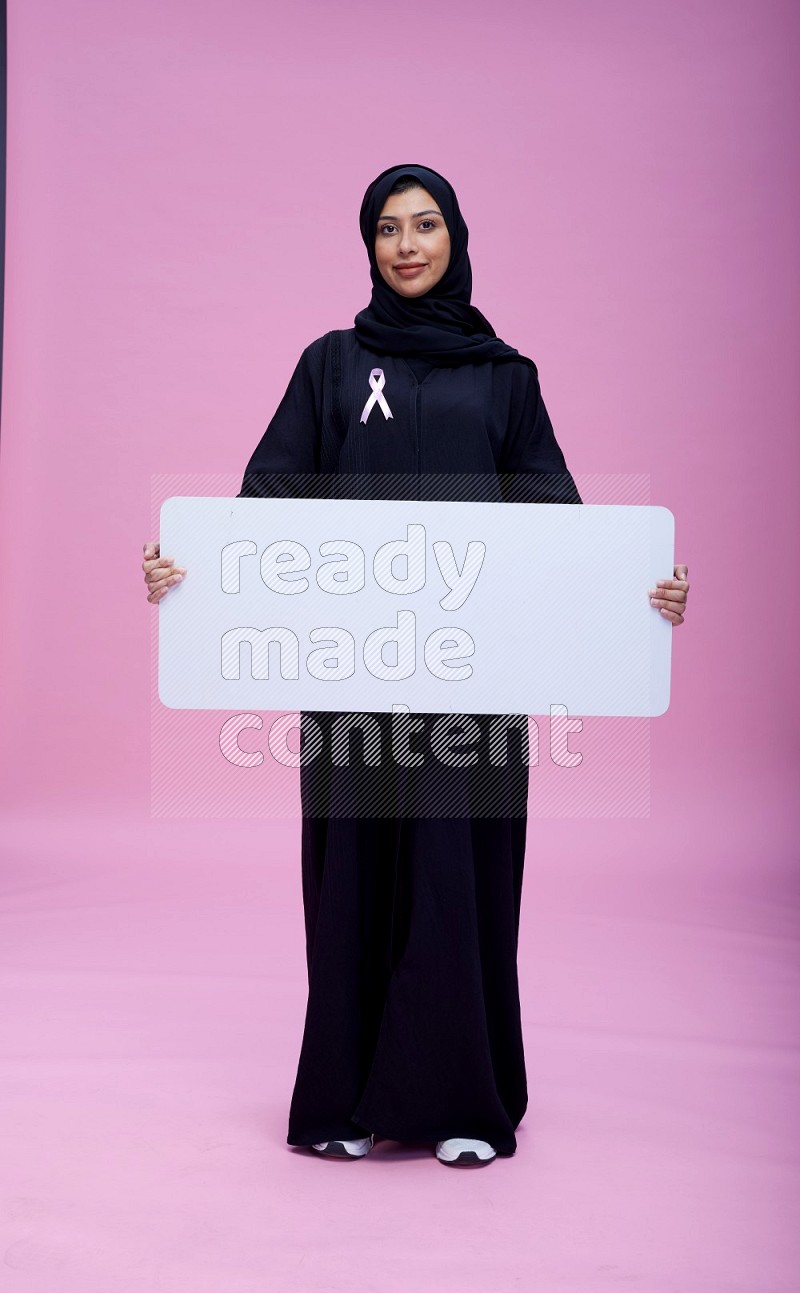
top-left (157, 681), bottom-right (183, 711)
top-left (158, 495), bottom-right (183, 525)
top-left (652, 692), bottom-right (671, 717)
top-left (652, 503), bottom-right (676, 528)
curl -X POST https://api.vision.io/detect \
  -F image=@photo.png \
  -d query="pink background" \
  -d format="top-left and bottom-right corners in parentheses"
top-left (1, 0), bottom-right (798, 1289)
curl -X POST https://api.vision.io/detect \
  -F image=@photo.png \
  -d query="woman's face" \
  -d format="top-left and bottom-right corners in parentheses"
top-left (374, 185), bottom-right (451, 298)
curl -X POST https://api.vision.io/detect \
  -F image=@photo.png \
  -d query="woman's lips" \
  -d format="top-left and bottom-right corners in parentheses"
top-left (395, 264), bottom-right (426, 277)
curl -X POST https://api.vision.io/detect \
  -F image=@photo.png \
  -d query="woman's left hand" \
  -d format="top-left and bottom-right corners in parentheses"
top-left (648, 564), bottom-right (690, 626)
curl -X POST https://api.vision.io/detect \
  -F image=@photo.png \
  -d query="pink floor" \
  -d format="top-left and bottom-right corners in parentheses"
top-left (1, 784), bottom-right (798, 1292)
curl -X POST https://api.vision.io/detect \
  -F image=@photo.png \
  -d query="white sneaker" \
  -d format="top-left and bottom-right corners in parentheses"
top-left (310, 1133), bottom-right (374, 1159)
top-left (436, 1138), bottom-right (497, 1166)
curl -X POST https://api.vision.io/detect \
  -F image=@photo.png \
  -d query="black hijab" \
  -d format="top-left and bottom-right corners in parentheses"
top-left (353, 163), bottom-right (537, 372)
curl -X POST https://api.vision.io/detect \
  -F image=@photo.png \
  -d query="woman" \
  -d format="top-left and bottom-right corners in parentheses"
top-left (143, 163), bottom-right (690, 1167)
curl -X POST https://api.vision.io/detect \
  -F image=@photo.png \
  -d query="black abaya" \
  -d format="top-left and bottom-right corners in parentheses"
top-left (239, 328), bottom-right (582, 1155)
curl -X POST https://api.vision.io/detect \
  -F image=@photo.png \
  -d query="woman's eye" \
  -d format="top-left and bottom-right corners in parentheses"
top-left (378, 220), bottom-right (438, 235)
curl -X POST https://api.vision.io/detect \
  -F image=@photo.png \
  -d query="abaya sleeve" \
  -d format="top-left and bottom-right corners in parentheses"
top-left (237, 337), bottom-right (328, 498)
top-left (499, 362), bottom-right (582, 505)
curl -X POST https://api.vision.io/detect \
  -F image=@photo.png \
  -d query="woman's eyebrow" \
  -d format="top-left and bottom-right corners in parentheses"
top-left (377, 209), bottom-right (442, 222)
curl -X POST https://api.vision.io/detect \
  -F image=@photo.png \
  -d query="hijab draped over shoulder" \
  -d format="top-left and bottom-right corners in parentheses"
top-left (353, 163), bottom-right (538, 373)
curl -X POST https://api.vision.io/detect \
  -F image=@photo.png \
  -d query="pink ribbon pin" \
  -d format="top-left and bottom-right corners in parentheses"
top-left (359, 368), bottom-right (393, 424)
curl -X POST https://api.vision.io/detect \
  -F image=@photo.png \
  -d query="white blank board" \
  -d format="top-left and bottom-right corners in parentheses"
top-left (158, 496), bottom-right (674, 716)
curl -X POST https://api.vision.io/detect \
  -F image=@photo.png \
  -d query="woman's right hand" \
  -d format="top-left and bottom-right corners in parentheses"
top-left (142, 542), bottom-right (186, 604)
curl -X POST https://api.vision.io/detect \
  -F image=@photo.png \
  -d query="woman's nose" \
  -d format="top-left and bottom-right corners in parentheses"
top-left (398, 226), bottom-right (417, 255)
